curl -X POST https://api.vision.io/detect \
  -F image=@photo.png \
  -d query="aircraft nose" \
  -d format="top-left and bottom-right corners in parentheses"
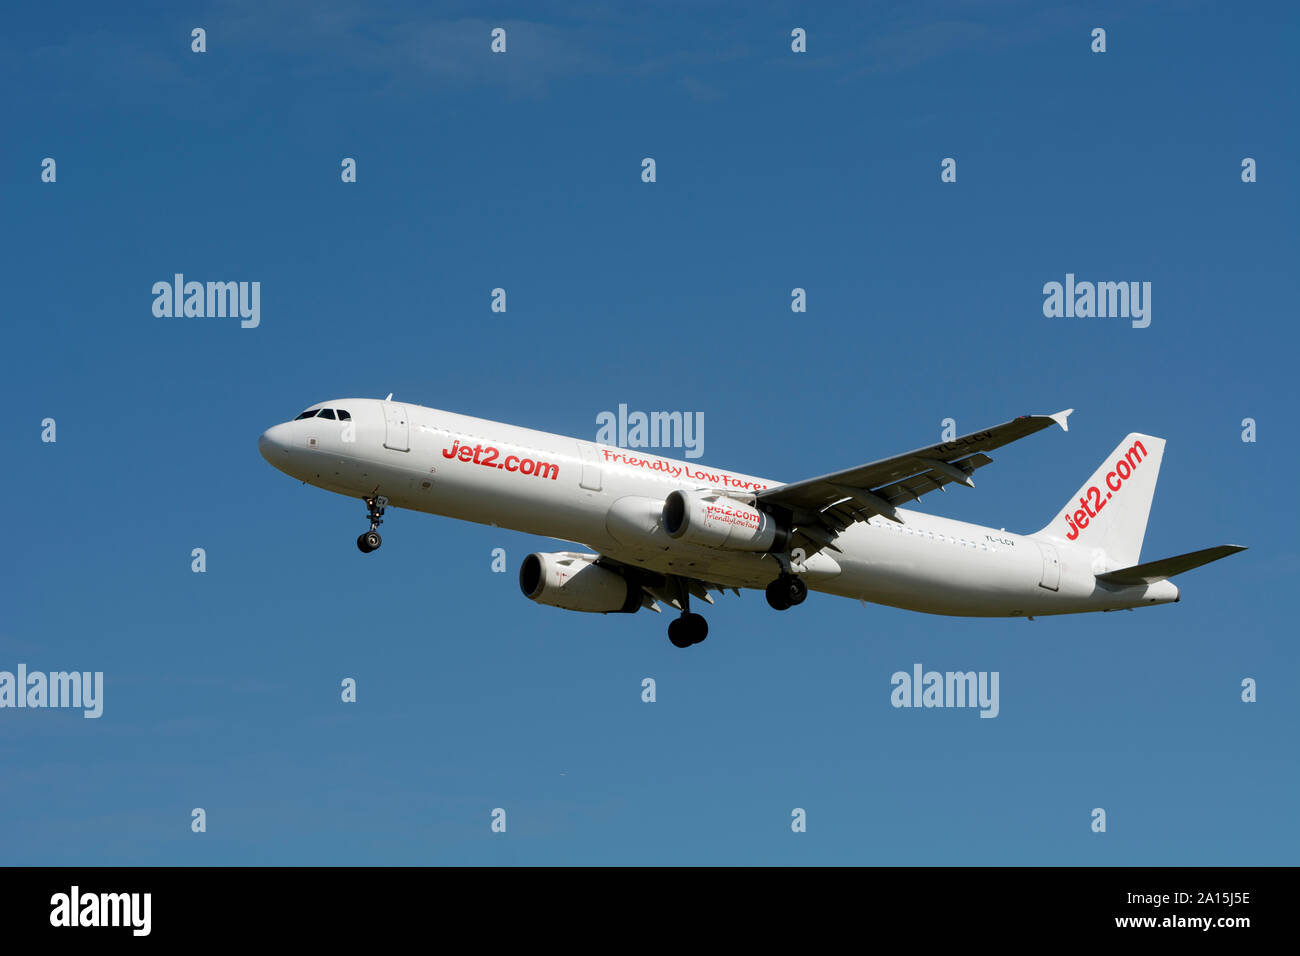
top-left (258, 423), bottom-right (292, 463)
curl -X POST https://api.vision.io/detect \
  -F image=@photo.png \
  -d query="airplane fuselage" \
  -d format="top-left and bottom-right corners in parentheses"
top-left (258, 398), bottom-right (1179, 618)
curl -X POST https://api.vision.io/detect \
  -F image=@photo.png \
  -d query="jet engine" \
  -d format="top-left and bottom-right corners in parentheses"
top-left (518, 551), bottom-right (642, 613)
top-left (661, 490), bottom-right (789, 553)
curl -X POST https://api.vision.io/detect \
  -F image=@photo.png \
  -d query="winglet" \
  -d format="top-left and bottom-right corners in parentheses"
top-left (1049, 408), bottom-right (1073, 432)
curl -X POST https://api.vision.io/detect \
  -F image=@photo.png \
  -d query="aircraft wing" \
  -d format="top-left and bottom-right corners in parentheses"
top-left (755, 409), bottom-right (1073, 551)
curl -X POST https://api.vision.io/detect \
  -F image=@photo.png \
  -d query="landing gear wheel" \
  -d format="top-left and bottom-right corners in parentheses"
top-left (766, 574), bottom-right (805, 610)
top-left (668, 613), bottom-right (709, 647)
top-left (766, 577), bottom-right (792, 610)
top-left (787, 575), bottom-right (808, 606)
top-left (357, 496), bottom-right (387, 553)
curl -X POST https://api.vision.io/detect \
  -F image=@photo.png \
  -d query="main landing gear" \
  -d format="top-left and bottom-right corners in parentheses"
top-left (356, 495), bottom-right (387, 553)
top-left (765, 573), bottom-right (808, 611)
top-left (668, 612), bottom-right (709, 648)
top-left (665, 579), bottom-right (709, 648)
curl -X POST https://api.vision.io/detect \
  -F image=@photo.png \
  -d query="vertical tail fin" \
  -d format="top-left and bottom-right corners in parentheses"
top-left (1034, 433), bottom-right (1165, 567)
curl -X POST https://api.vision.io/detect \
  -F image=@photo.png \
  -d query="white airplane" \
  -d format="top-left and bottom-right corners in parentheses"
top-left (258, 398), bottom-right (1245, 647)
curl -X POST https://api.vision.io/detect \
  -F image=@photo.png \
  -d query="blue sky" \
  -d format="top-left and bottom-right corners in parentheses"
top-left (1, 0), bottom-right (1295, 864)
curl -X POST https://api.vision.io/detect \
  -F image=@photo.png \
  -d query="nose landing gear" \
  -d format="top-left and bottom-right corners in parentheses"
top-left (356, 496), bottom-right (387, 553)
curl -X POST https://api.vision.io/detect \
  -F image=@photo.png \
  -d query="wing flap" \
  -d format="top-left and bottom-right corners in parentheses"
top-left (873, 454), bottom-right (990, 507)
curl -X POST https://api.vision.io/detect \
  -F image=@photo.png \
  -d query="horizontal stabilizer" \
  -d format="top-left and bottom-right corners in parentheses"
top-left (1096, 545), bottom-right (1247, 586)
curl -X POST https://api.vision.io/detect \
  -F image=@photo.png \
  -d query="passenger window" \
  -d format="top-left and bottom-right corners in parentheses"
top-left (294, 409), bottom-right (318, 420)
top-left (337, 410), bottom-right (351, 421)
top-left (318, 409), bottom-right (337, 420)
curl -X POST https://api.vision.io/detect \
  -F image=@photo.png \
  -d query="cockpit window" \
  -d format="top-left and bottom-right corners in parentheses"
top-left (294, 409), bottom-right (319, 420)
top-left (337, 409), bottom-right (351, 421)
top-left (317, 409), bottom-right (337, 420)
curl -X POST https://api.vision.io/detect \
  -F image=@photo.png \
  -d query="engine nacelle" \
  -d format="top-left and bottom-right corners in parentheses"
top-left (661, 490), bottom-right (788, 552)
top-left (518, 551), bottom-right (641, 613)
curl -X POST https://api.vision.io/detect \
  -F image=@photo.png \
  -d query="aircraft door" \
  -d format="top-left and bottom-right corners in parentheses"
top-left (1036, 541), bottom-right (1061, 591)
top-left (577, 442), bottom-right (602, 491)
top-left (383, 402), bottom-right (410, 452)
